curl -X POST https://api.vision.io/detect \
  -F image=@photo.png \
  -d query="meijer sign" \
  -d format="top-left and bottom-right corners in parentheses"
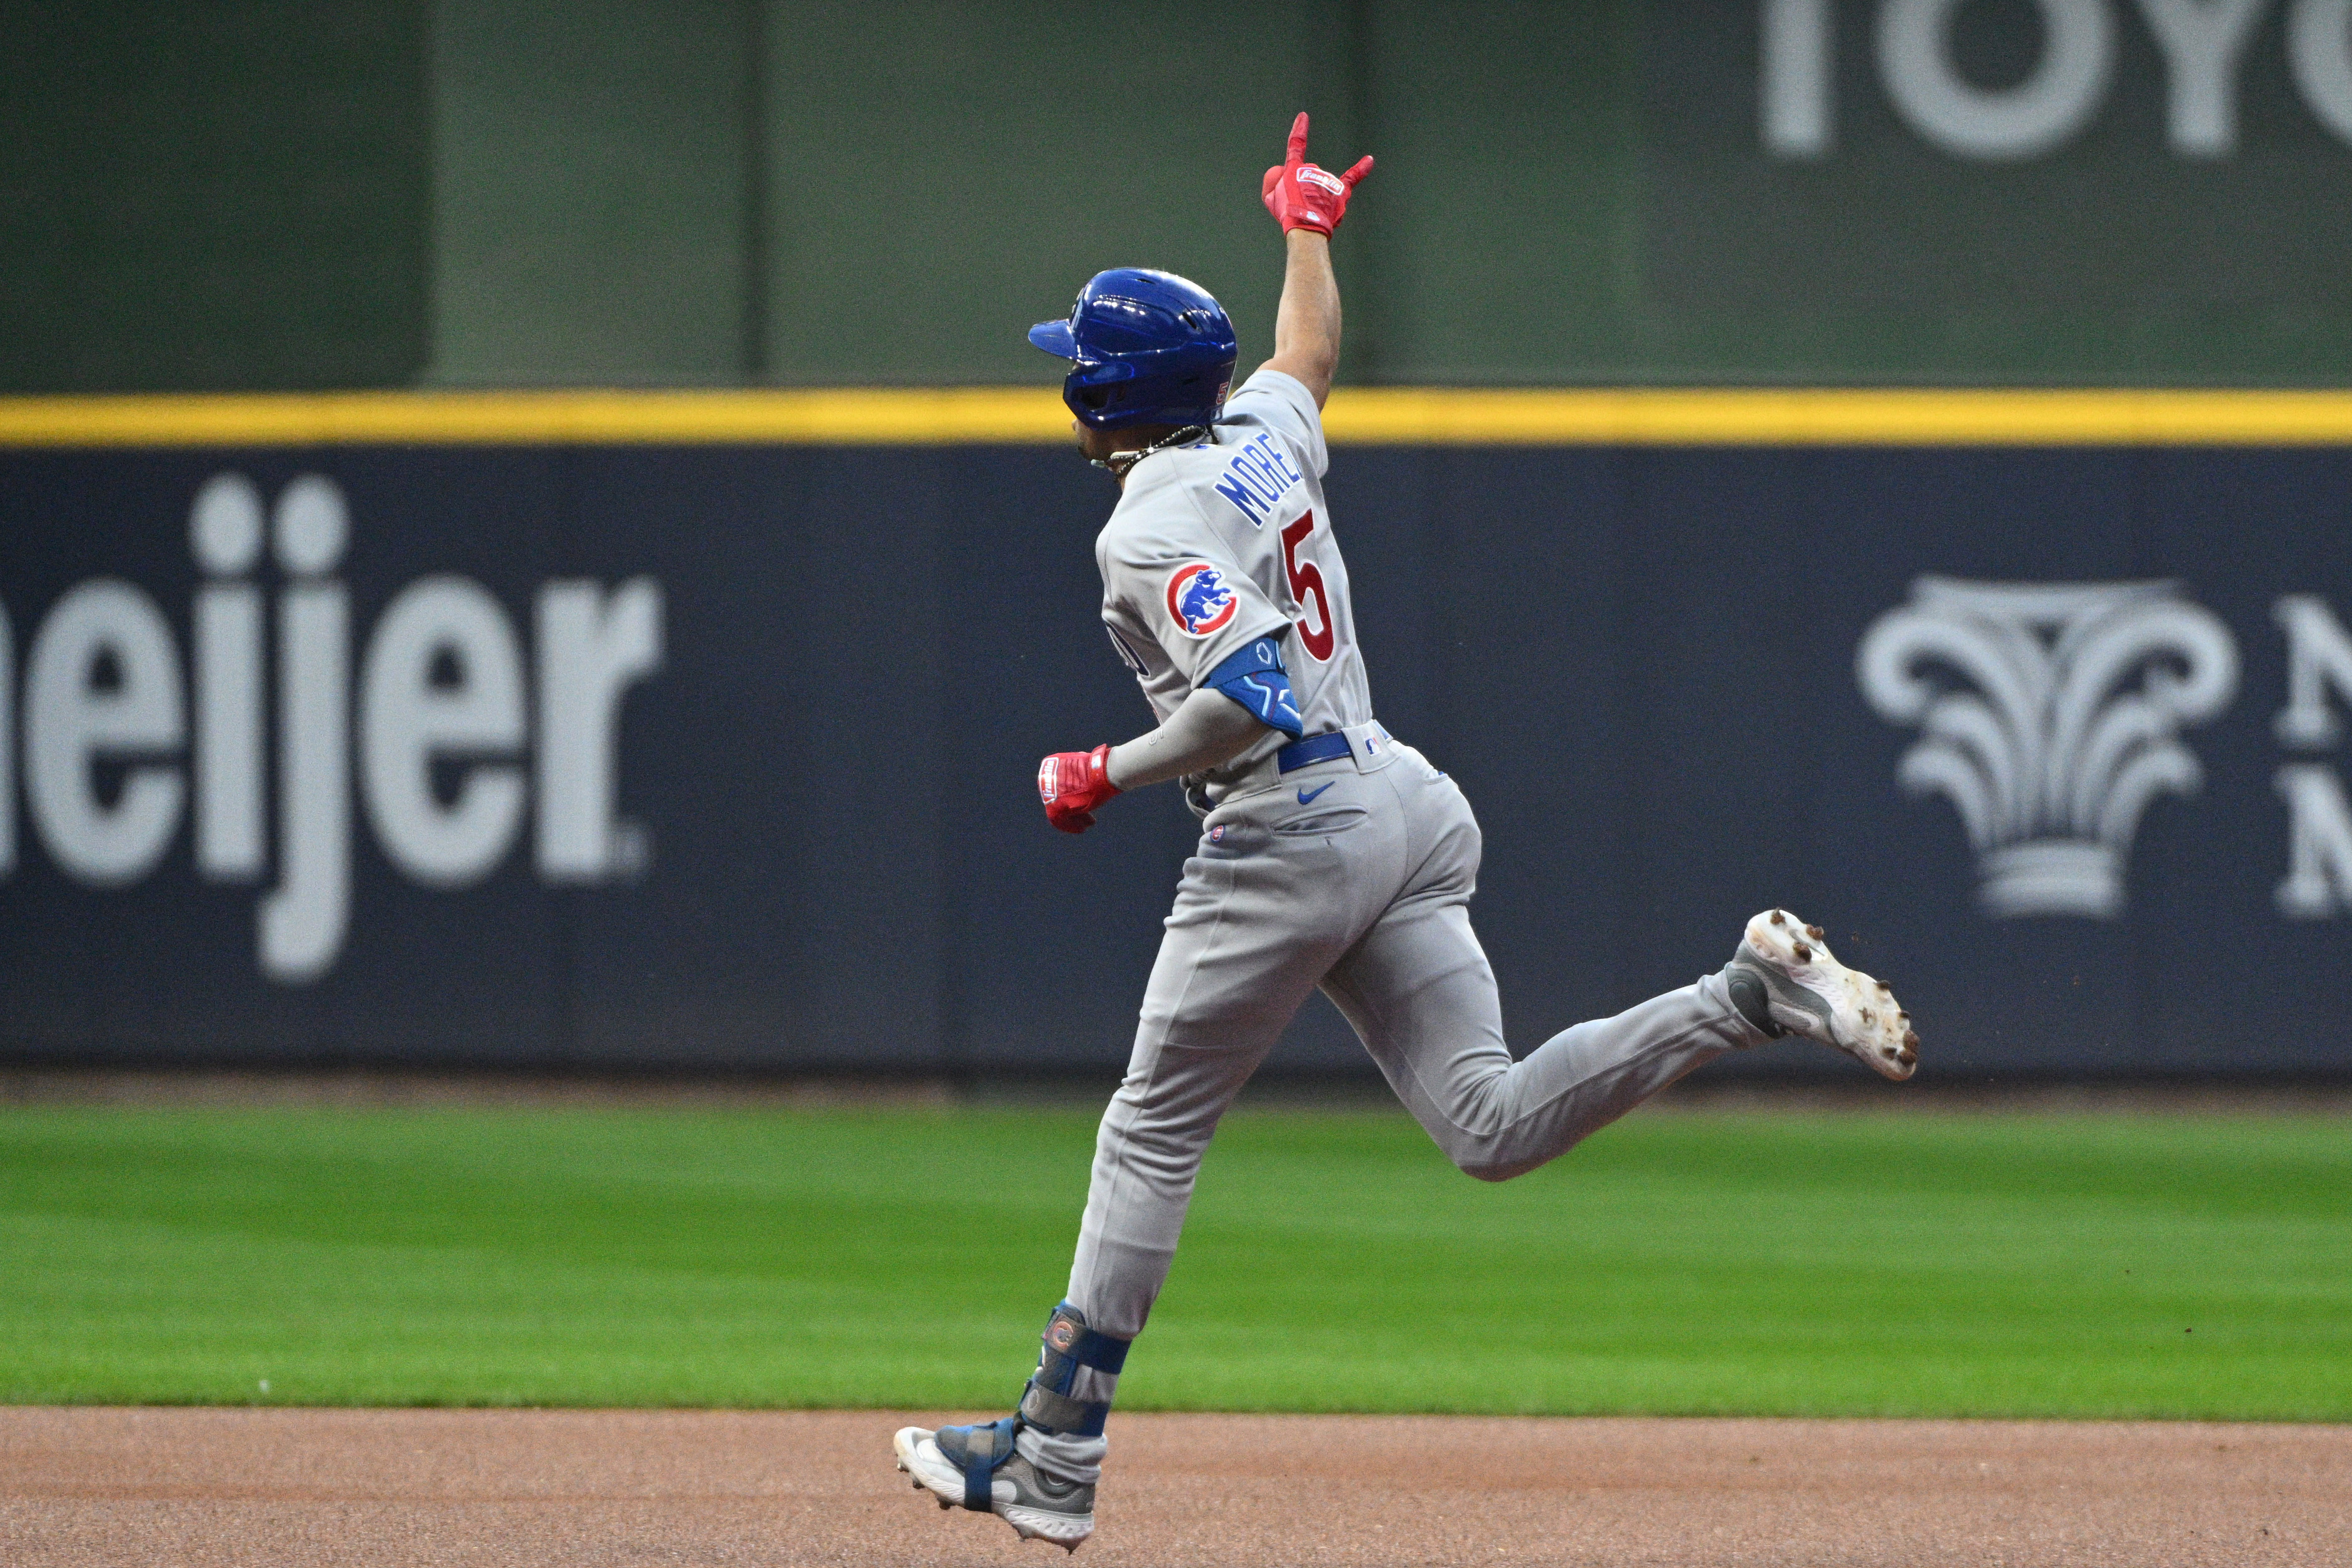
top-left (3, 430), bottom-right (2349, 1076)
top-left (2, 471), bottom-right (661, 982)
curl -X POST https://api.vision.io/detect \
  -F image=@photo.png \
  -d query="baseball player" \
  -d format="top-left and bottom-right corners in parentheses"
top-left (894, 113), bottom-right (1919, 1551)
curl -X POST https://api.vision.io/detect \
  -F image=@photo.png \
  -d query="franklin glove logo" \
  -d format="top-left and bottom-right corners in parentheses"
top-left (1857, 577), bottom-right (2238, 919)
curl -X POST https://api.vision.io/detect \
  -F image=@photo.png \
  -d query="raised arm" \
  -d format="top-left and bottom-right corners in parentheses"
top-left (1260, 233), bottom-right (1343, 409)
top-left (1255, 112), bottom-right (1372, 410)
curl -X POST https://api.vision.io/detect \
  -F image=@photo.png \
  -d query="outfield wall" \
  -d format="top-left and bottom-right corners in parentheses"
top-left (26, 1), bottom-right (2352, 393)
top-left (3, 390), bottom-right (2351, 1078)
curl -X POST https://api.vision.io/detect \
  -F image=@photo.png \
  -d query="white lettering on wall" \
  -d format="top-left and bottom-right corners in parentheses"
top-left (2272, 593), bottom-right (2352, 746)
top-left (362, 577), bottom-right (527, 887)
top-left (2136, 0), bottom-right (2269, 155)
top-left (192, 472), bottom-right (266, 879)
top-left (2275, 763), bottom-right (2352, 914)
top-left (25, 580), bottom-right (186, 885)
top-left (1763, 0), bottom-right (2352, 158)
top-left (2271, 593), bottom-right (2352, 915)
top-left (3, 470), bottom-right (664, 981)
top-left (2289, 0), bottom-right (2352, 142)
top-left (1878, 0), bottom-right (2116, 159)
top-left (536, 579), bottom-right (664, 881)
top-left (1762, 0), bottom-right (1836, 156)
top-left (259, 475), bottom-right (351, 983)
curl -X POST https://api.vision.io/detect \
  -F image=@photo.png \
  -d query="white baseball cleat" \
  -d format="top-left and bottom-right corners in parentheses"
top-left (1726, 909), bottom-right (1919, 1081)
top-left (894, 1420), bottom-right (1095, 1553)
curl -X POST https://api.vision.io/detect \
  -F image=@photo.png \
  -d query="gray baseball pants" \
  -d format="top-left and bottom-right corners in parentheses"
top-left (1018, 727), bottom-right (1768, 1484)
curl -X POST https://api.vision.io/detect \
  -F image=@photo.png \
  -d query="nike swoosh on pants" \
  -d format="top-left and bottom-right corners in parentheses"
top-left (1296, 782), bottom-right (1334, 804)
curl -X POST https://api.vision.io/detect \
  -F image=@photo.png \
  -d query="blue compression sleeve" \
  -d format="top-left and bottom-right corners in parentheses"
top-left (1200, 636), bottom-right (1303, 737)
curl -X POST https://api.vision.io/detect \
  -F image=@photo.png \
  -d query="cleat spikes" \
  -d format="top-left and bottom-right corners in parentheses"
top-left (894, 1424), bottom-right (1094, 1550)
top-left (1731, 909), bottom-right (1917, 1082)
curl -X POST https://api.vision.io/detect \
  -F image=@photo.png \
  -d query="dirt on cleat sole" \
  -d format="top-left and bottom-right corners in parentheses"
top-left (1741, 909), bottom-right (1919, 1081)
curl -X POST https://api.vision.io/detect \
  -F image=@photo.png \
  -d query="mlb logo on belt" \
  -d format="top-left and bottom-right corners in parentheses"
top-left (1166, 562), bottom-right (1238, 637)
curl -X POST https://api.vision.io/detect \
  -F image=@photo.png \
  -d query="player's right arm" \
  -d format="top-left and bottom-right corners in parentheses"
top-left (1105, 687), bottom-right (1270, 790)
top-left (1037, 694), bottom-right (1270, 833)
top-left (1038, 630), bottom-right (1300, 831)
top-left (1256, 112), bottom-right (1371, 409)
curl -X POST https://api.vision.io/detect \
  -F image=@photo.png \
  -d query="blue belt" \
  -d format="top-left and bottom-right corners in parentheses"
top-left (1276, 731), bottom-right (1354, 774)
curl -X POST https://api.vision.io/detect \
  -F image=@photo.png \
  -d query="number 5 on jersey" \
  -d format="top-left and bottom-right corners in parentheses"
top-left (1281, 510), bottom-right (1335, 661)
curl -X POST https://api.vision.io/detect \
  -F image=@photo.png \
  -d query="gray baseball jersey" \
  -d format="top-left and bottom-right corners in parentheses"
top-left (1095, 368), bottom-right (1373, 806)
top-left (1012, 361), bottom-right (1772, 1495)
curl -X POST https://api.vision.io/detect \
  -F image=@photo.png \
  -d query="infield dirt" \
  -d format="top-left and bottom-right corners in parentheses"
top-left (3, 1407), bottom-right (2343, 1566)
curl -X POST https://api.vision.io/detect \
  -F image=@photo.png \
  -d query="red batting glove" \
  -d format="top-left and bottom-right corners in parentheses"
top-left (1261, 111), bottom-right (1373, 236)
top-left (1039, 744), bottom-right (1120, 834)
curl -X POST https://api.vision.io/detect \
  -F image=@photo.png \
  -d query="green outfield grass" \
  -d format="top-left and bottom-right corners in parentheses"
top-left (0, 1101), bottom-right (2345, 1419)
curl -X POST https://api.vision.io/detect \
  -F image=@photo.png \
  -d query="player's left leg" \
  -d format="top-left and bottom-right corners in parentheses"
top-left (1325, 900), bottom-right (1760, 1181)
top-left (1323, 750), bottom-right (1915, 1181)
top-left (1320, 748), bottom-right (1762, 1180)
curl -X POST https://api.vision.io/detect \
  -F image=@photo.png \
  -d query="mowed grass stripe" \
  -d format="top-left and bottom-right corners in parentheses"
top-left (0, 1106), bottom-right (2343, 1418)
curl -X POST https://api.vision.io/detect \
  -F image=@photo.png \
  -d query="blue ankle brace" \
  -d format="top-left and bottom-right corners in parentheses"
top-left (1015, 1301), bottom-right (1130, 1439)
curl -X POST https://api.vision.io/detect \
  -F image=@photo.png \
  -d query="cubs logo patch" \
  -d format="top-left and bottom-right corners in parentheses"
top-left (1166, 563), bottom-right (1238, 638)
top-left (1047, 1317), bottom-right (1080, 1352)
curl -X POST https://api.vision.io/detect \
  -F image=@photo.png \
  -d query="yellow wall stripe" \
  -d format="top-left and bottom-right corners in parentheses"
top-left (7, 386), bottom-right (2352, 447)
top-left (0, 389), bottom-right (1069, 447)
top-left (1332, 387), bottom-right (2352, 445)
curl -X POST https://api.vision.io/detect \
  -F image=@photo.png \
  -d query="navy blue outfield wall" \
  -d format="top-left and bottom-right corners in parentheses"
top-left (4, 439), bottom-right (2352, 1079)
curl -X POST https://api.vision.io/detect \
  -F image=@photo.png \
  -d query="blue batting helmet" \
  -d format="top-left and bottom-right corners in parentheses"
top-left (1028, 268), bottom-right (1239, 430)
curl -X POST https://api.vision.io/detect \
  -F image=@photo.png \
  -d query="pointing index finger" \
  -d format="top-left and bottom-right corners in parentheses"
top-left (1287, 111), bottom-right (1309, 162)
